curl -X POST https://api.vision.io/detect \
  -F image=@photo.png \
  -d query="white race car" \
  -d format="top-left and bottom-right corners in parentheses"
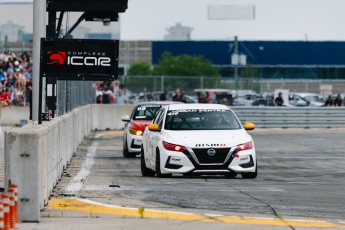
top-left (121, 101), bottom-right (182, 158)
top-left (141, 103), bottom-right (257, 179)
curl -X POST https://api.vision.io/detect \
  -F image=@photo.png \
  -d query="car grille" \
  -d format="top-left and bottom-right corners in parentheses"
top-left (191, 148), bottom-right (231, 164)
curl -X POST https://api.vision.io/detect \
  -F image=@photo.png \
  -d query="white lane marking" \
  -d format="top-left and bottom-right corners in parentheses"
top-left (81, 185), bottom-right (284, 192)
top-left (75, 197), bottom-right (197, 215)
top-left (260, 157), bottom-right (345, 159)
top-left (64, 134), bottom-right (101, 194)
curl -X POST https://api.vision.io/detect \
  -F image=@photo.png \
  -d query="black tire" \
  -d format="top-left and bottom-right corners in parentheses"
top-left (123, 136), bottom-right (136, 158)
top-left (141, 147), bottom-right (155, 177)
top-left (156, 149), bottom-right (172, 178)
top-left (241, 161), bottom-right (258, 179)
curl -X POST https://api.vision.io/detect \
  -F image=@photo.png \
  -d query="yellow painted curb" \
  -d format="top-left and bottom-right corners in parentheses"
top-left (47, 198), bottom-right (345, 228)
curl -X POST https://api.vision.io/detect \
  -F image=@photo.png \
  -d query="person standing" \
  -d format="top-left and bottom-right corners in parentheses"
top-left (334, 94), bottom-right (343, 106)
top-left (274, 92), bottom-right (284, 106)
top-left (116, 89), bottom-right (127, 104)
top-left (172, 89), bottom-right (181, 101)
top-left (160, 90), bottom-right (168, 101)
top-left (324, 95), bottom-right (334, 106)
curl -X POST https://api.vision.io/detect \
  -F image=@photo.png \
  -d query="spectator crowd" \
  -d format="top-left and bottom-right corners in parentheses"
top-left (0, 50), bottom-right (32, 107)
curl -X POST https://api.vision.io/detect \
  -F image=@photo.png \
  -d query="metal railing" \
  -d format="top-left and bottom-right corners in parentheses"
top-left (119, 75), bottom-right (345, 95)
top-left (232, 107), bottom-right (345, 128)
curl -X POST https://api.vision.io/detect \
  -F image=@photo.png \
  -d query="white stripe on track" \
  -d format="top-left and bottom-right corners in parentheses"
top-left (64, 134), bottom-right (101, 194)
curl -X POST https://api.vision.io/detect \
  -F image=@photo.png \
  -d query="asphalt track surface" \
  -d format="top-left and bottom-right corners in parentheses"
top-left (21, 129), bottom-right (345, 229)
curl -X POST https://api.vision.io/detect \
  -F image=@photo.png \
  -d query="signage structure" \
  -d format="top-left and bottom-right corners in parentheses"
top-left (41, 38), bottom-right (119, 80)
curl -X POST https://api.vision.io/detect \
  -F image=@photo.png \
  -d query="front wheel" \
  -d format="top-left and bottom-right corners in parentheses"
top-left (241, 161), bottom-right (258, 179)
top-left (123, 136), bottom-right (136, 158)
top-left (156, 149), bottom-right (172, 178)
top-left (141, 147), bottom-right (155, 177)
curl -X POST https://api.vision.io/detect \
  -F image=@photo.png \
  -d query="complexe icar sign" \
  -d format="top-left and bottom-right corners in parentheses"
top-left (41, 38), bottom-right (119, 80)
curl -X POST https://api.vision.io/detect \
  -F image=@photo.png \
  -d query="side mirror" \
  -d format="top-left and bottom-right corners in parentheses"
top-left (243, 122), bottom-right (255, 130)
top-left (148, 123), bottom-right (160, 132)
top-left (121, 115), bottom-right (130, 122)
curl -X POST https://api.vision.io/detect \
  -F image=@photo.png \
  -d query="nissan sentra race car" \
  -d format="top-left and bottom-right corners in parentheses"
top-left (141, 103), bottom-right (257, 178)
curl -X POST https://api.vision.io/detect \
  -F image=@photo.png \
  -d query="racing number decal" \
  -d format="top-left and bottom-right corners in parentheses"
top-left (167, 110), bottom-right (179, 116)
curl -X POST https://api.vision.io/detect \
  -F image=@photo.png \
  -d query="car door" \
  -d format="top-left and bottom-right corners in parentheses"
top-left (148, 108), bottom-right (165, 165)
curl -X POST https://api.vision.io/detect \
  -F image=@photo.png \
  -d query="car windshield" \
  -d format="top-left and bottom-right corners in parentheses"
top-left (133, 104), bottom-right (162, 120)
top-left (164, 109), bottom-right (241, 130)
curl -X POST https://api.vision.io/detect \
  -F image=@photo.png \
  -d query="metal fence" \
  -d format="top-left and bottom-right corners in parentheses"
top-left (56, 80), bottom-right (95, 116)
top-left (119, 75), bottom-right (345, 95)
top-left (17, 76), bottom-right (345, 119)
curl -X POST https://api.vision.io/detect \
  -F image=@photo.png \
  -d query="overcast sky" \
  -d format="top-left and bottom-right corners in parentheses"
top-left (120, 0), bottom-right (345, 41)
top-left (1, 0), bottom-right (345, 41)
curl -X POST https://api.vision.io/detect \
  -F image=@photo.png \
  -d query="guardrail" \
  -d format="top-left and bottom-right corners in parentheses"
top-left (232, 107), bottom-right (345, 128)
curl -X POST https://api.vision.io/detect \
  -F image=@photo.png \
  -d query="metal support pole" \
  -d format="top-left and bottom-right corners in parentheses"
top-left (56, 11), bottom-right (65, 37)
top-left (46, 11), bottom-right (57, 119)
top-left (65, 13), bottom-right (86, 38)
top-left (32, 0), bottom-right (46, 123)
top-left (234, 36), bottom-right (239, 89)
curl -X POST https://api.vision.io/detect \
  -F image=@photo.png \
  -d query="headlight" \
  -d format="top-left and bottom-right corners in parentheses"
top-left (235, 141), bottom-right (253, 152)
top-left (129, 128), bottom-right (143, 136)
top-left (163, 141), bottom-right (187, 152)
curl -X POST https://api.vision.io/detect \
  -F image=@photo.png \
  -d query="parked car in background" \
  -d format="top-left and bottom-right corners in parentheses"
top-left (251, 96), bottom-right (275, 106)
top-left (234, 93), bottom-right (261, 106)
top-left (289, 93), bottom-right (324, 107)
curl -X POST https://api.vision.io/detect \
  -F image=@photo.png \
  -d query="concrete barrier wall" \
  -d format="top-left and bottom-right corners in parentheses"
top-left (91, 104), bottom-right (134, 130)
top-left (5, 104), bottom-right (345, 222)
top-left (4, 104), bottom-right (133, 222)
top-left (5, 105), bottom-right (93, 222)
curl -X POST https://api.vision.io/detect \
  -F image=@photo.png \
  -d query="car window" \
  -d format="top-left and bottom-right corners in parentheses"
top-left (164, 109), bottom-right (241, 130)
top-left (152, 108), bottom-right (163, 124)
top-left (156, 109), bottom-right (165, 129)
top-left (132, 104), bottom-right (162, 120)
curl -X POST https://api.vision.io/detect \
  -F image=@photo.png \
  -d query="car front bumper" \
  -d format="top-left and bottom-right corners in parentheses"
top-left (159, 147), bottom-right (256, 174)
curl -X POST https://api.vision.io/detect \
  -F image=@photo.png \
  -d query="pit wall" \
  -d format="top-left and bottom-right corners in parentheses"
top-left (4, 104), bottom-right (134, 222)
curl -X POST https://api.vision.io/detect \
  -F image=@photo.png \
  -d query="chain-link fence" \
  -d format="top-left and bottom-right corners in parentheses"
top-left (23, 76), bottom-right (345, 119)
top-left (56, 80), bottom-right (95, 116)
top-left (119, 75), bottom-right (345, 95)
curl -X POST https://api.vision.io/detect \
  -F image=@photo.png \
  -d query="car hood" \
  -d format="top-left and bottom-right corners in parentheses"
top-left (130, 120), bottom-right (152, 131)
top-left (162, 129), bottom-right (252, 149)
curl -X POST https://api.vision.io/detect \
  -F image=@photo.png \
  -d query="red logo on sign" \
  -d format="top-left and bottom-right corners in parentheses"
top-left (47, 51), bottom-right (66, 65)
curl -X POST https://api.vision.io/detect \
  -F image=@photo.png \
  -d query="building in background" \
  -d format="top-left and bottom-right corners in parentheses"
top-left (0, 21), bottom-right (25, 42)
top-left (164, 23), bottom-right (193, 41)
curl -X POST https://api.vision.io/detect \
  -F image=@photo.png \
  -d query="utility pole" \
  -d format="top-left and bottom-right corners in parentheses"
top-left (234, 36), bottom-right (239, 89)
top-left (32, 0), bottom-right (46, 122)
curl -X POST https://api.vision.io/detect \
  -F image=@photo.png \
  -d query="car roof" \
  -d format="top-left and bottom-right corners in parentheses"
top-left (294, 93), bottom-right (322, 97)
top-left (165, 103), bottom-right (230, 110)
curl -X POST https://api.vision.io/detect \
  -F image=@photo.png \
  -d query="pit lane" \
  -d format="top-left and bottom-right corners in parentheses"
top-left (50, 129), bottom-right (345, 225)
